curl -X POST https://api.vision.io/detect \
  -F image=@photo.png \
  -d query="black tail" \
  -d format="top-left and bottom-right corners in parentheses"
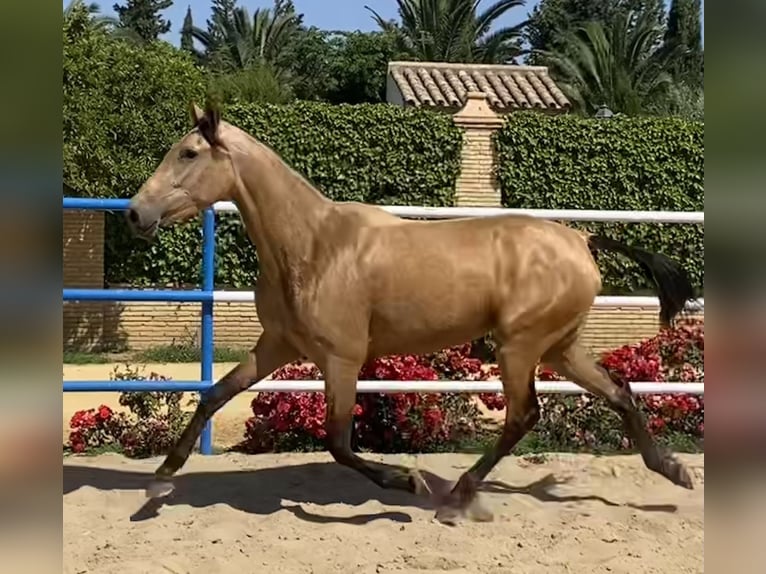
top-left (587, 234), bottom-right (695, 327)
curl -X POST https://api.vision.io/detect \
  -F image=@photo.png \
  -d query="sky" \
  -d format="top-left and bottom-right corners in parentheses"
top-left (67, 0), bottom-right (703, 48)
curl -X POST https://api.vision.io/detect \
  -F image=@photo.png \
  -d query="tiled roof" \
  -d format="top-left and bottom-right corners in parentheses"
top-left (387, 61), bottom-right (571, 113)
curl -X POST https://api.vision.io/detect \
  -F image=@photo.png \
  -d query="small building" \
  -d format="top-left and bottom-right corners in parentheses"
top-left (385, 60), bottom-right (571, 114)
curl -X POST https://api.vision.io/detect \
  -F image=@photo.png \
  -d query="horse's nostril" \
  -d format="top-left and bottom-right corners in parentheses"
top-left (127, 208), bottom-right (140, 224)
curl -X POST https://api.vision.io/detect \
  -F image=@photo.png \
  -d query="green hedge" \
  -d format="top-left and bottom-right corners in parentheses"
top-left (494, 113), bottom-right (704, 294)
top-left (104, 101), bottom-right (463, 287)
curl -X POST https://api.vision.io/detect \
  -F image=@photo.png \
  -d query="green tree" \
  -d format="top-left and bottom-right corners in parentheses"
top-left (200, 0), bottom-right (237, 67)
top-left (526, 0), bottom-right (616, 64)
top-left (662, 0), bottom-right (703, 88)
top-left (366, 0), bottom-right (528, 63)
top-left (112, 0), bottom-right (173, 43)
top-left (191, 0), bottom-right (301, 74)
top-left (64, 0), bottom-right (119, 31)
top-left (209, 64), bottom-right (294, 104)
top-left (278, 26), bottom-right (338, 101)
top-left (188, 0), bottom-right (300, 104)
top-left (326, 30), bottom-right (404, 103)
top-left (282, 28), bottom-right (403, 103)
top-left (657, 80), bottom-right (703, 120)
top-left (64, 8), bottom-right (205, 199)
top-left (526, 0), bottom-right (664, 65)
top-left (543, 9), bottom-right (676, 116)
top-left (180, 5), bottom-right (195, 53)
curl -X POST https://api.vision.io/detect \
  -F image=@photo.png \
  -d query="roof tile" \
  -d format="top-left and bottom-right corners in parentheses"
top-left (388, 61), bottom-right (571, 112)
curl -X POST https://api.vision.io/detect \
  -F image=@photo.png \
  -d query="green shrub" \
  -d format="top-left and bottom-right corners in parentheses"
top-left (494, 113), bottom-right (704, 294)
top-left (66, 363), bottom-right (197, 458)
top-left (63, 16), bottom-right (206, 200)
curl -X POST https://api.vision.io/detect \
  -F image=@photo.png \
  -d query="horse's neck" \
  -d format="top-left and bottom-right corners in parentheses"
top-left (228, 133), bottom-right (331, 279)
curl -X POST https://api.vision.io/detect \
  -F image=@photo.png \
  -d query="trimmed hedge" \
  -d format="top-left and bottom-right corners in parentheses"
top-left (494, 113), bottom-right (704, 294)
top-left (104, 101), bottom-right (463, 287)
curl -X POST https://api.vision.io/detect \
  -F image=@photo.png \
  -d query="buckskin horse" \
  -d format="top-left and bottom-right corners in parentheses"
top-left (126, 101), bottom-right (695, 524)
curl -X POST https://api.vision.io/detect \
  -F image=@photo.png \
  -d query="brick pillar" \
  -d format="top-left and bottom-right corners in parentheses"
top-left (63, 210), bottom-right (108, 351)
top-left (452, 92), bottom-right (504, 207)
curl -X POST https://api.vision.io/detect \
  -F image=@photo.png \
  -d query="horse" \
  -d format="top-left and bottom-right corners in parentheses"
top-left (126, 101), bottom-right (696, 524)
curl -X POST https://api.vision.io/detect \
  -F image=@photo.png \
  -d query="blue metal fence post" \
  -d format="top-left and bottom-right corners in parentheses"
top-left (199, 208), bottom-right (216, 455)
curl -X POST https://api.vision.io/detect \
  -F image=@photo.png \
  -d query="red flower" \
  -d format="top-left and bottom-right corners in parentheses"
top-left (70, 409), bottom-right (97, 430)
top-left (648, 416), bottom-right (666, 434)
top-left (479, 393), bottom-right (506, 410)
top-left (97, 405), bottom-right (113, 421)
top-left (68, 430), bottom-right (86, 453)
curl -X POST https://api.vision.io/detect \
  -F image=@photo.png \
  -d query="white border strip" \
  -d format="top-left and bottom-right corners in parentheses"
top-left (247, 380), bottom-right (704, 394)
top-left (212, 202), bottom-right (704, 224)
top-left (212, 291), bottom-right (704, 309)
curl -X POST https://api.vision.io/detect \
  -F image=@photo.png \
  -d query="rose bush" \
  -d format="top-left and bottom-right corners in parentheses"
top-left (65, 363), bottom-right (196, 457)
top-left (239, 319), bottom-right (704, 454)
top-left (68, 404), bottom-right (126, 454)
top-left (238, 352), bottom-right (484, 453)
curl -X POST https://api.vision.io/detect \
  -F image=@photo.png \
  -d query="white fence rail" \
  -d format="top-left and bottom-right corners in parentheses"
top-left (212, 201), bottom-right (704, 224)
top-left (208, 290), bottom-right (704, 310)
top-left (248, 380), bottom-right (704, 395)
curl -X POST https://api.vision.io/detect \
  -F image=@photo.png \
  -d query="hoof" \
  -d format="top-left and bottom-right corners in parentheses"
top-left (434, 505), bottom-right (461, 526)
top-left (433, 473), bottom-right (486, 525)
top-left (466, 494), bottom-right (494, 523)
top-left (663, 456), bottom-right (694, 490)
top-left (410, 467), bottom-right (494, 525)
top-left (146, 478), bottom-right (175, 499)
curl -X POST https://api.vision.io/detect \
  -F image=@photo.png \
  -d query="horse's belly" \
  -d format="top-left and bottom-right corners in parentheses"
top-left (367, 279), bottom-right (494, 357)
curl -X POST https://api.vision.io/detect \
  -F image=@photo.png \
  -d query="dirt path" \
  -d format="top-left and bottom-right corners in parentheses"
top-left (63, 451), bottom-right (704, 574)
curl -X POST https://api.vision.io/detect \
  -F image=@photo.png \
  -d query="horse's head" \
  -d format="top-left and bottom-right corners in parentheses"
top-left (127, 101), bottom-right (236, 239)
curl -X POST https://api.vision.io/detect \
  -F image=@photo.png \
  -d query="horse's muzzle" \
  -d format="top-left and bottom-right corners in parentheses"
top-left (126, 200), bottom-right (162, 239)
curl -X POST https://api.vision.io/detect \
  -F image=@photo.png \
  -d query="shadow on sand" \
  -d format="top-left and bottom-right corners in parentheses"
top-left (63, 459), bottom-right (678, 525)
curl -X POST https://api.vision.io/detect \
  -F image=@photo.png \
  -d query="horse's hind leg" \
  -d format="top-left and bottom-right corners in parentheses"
top-left (430, 338), bottom-right (542, 523)
top-left (543, 339), bottom-right (694, 489)
top-left (322, 356), bottom-right (418, 494)
top-left (146, 330), bottom-right (298, 497)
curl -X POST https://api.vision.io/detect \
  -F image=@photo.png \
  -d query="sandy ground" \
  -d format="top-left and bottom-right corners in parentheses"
top-left (63, 363), bottom-right (505, 449)
top-left (63, 451), bottom-right (704, 574)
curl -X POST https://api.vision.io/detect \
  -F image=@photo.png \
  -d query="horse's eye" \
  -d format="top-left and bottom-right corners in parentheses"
top-left (181, 148), bottom-right (198, 159)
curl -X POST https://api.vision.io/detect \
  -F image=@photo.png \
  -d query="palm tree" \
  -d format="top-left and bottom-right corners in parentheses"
top-left (63, 0), bottom-right (119, 31)
top-left (542, 9), bottom-right (680, 116)
top-left (63, 0), bottom-right (143, 43)
top-left (365, 0), bottom-right (528, 64)
top-left (190, 0), bottom-right (301, 74)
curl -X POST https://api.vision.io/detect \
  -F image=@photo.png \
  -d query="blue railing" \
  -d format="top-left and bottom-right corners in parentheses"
top-left (63, 197), bottom-right (218, 454)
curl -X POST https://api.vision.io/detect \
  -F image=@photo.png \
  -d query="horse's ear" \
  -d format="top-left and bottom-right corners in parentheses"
top-left (195, 100), bottom-right (221, 147)
top-left (189, 102), bottom-right (205, 126)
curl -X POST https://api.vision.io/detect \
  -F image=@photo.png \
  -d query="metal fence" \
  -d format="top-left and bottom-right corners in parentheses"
top-left (62, 197), bottom-right (705, 454)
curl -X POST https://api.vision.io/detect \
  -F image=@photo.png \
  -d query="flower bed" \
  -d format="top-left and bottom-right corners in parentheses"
top-left (236, 319), bottom-right (704, 454)
top-left (65, 320), bottom-right (703, 457)
top-left (66, 364), bottom-right (196, 458)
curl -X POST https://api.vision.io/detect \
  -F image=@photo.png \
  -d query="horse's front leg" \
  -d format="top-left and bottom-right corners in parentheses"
top-left (146, 330), bottom-right (298, 497)
top-left (322, 355), bottom-right (421, 493)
